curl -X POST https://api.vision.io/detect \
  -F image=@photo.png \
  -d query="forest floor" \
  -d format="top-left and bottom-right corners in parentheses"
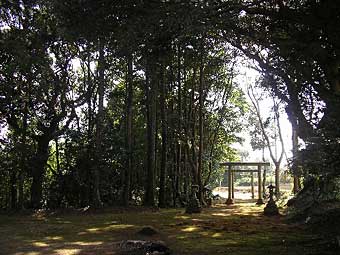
top-left (0, 200), bottom-right (337, 255)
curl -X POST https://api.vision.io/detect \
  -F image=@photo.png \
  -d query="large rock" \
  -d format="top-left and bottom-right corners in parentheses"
top-left (287, 176), bottom-right (340, 218)
top-left (117, 240), bottom-right (171, 255)
top-left (136, 226), bottom-right (158, 236)
top-left (287, 176), bottom-right (340, 250)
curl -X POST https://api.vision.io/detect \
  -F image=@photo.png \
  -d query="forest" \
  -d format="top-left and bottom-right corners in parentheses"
top-left (1, 0), bottom-right (340, 254)
top-left (1, 1), bottom-right (340, 251)
top-left (1, 0), bottom-right (339, 210)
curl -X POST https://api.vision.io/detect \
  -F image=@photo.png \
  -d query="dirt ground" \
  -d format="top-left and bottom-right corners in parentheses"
top-left (0, 200), bottom-right (335, 255)
top-left (213, 183), bottom-right (293, 200)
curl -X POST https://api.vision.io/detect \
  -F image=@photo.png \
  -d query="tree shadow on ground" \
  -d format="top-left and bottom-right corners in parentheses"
top-left (0, 202), bottom-right (335, 255)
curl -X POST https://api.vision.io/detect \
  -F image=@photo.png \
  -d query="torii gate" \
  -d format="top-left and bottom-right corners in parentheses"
top-left (220, 162), bottom-right (270, 205)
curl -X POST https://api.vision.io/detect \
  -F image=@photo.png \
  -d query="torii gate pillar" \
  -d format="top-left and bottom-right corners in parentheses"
top-left (226, 165), bottom-right (234, 205)
top-left (256, 165), bottom-right (264, 205)
top-left (221, 162), bottom-right (270, 205)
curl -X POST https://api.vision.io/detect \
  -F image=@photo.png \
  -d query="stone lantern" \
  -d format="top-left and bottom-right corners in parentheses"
top-left (264, 184), bottom-right (279, 216)
top-left (185, 185), bottom-right (202, 214)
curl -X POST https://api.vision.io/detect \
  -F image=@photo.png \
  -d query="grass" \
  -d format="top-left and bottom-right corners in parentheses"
top-left (0, 200), bottom-right (335, 255)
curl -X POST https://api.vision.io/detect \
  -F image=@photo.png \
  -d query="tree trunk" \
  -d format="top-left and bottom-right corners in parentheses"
top-left (198, 56), bottom-right (204, 203)
top-left (84, 52), bottom-right (93, 207)
top-left (159, 63), bottom-right (167, 208)
top-left (292, 123), bottom-right (300, 193)
top-left (18, 164), bottom-right (24, 209)
top-left (55, 138), bottom-right (63, 207)
top-left (275, 163), bottom-right (280, 196)
top-left (144, 60), bottom-right (157, 207)
top-left (176, 45), bottom-right (182, 201)
top-left (262, 147), bottom-right (266, 197)
top-left (18, 102), bottom-right (28, 209)
top-left (30, 137), bottom-right (50, 209)
top-left (123, 54), bottom-right (133, 206)
top-left (172, 145), bottom-right (177, 207)
top-left (188, 69), bottom-right (198, 185)
top-left (182, 67), bottom-right (189, 201)
top-left (248, 86), bottom-right (284, 198)
top-left (92, 40), bottom-right (104, 208)
top-left (10, 171), bottom-right (17, 209)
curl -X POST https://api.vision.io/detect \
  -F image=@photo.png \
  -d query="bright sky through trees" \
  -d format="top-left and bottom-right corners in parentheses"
top-left (234, 61), bottom-right (292, 166)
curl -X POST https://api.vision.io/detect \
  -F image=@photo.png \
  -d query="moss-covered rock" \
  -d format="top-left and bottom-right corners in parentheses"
top-left (288, 176), bottom-right (340, 217)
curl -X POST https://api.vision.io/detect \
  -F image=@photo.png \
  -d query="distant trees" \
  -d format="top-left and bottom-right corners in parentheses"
top-left (229, 0), bottom-right (340, 208)
top-left (222, 0), bottom-right (340, 180)
top-left (247, 83), bottom-right (285, 197)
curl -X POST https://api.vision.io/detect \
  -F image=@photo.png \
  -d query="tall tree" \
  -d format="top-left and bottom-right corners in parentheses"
top-left (198, 50), bottom-right (205, 203)
top-left (144, 56), bottom-right (157, 207)
top-left (92, 40), bottom-right (105, 208)
top-left (123, 54), bottom-right (133, 206)
top-left (248, 84), bottom-right (285, 197)
top-left (158, 62), bottom-right (167, 208)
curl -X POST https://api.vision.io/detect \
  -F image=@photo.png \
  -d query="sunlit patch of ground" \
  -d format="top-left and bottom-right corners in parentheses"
top-left (0, 202), bottom-right (333, 255)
